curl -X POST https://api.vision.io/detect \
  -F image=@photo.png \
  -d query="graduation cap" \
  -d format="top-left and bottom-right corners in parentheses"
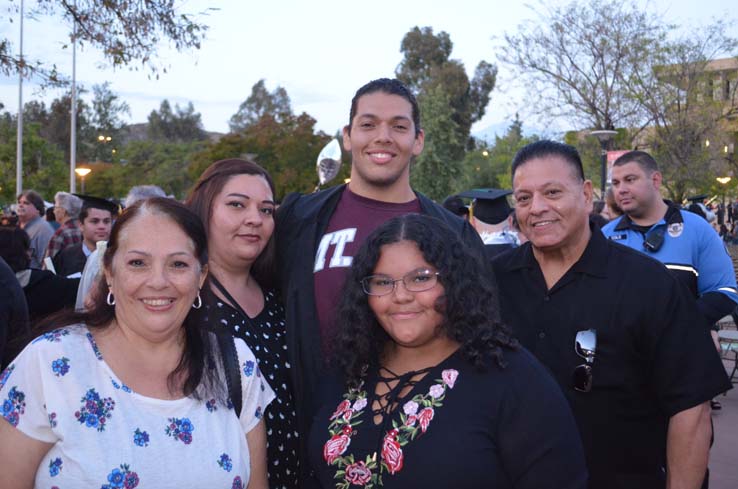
top-left (457, 188), bottom-right (513, 225)
top-left (73, 194), bottom-right (120, 216)
top-left (685, 194), bottom-right (708, 204)
top-left (441, 195), bottom-right (469, 218)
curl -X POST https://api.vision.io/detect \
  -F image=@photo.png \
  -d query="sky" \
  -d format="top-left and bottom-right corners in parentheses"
top-left (0, 0), bottom-right (735, 139)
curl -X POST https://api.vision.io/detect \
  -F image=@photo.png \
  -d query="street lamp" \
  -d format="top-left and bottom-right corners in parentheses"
top-left (590, 130), bottom-right (618, 198)
top-left (75, 167), bottom-right (91, 193)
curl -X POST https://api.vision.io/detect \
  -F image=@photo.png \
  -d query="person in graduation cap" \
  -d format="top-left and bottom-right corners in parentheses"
top-left (458, 188), bottom-right (520, 259)
top-left (53, 195), bottom-right (116, 278)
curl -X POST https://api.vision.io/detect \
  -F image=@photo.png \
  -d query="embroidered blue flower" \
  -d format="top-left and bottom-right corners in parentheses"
top-left (206, 399), bottom-right (217, 412)
top-left (226, 398), bottom-right (234, 410)
top-left (74, 388), bottom-right (115, 432)
top-left (32, 329), bottom-right (70, 344)
top-left (85, 332), bottom-right (103, 360)
top-left (111, 378), bottom-right (133, 393)
top-left (133, 428), bottom-right (149, 447)
top-left (218, 453), bottom-right (233, 472)
top-left (51, 357), bottom-right (70, 377)
top-left (232, 476), bottom-right (244, 489)
top-left (164, 417), bottom-right (195, 445)
top-left (0, 365), bottom-right (14, 390)
top-left (48, 457), bottom-right (62, 477)
top-left (242, 360), bottom-right (255, 377)
top-left (255, 406), bottom-right (262, 419)
top-left (49, 412), bottom-right (57, 428)
top-left (100, 463), bottom-right (139, 489)
top-left (1, 386), bottom-right (26, 427)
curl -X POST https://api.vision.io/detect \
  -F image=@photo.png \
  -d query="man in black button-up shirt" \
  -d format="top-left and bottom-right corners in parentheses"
top-left (492, 140), bottom-right (731, 489)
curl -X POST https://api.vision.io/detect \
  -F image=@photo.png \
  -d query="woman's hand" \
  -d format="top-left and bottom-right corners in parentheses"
top-left (0, 417), bottom-right (54, 489)
top-left (246, 419), bottom-right (269, 489)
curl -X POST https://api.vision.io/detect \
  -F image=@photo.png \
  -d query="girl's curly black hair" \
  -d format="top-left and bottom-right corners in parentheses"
top-left (332, 214), bottom-right (518, 386)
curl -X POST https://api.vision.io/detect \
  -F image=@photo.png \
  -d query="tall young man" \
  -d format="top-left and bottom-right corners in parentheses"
top-left (275, 78), bottom-right (485, 479)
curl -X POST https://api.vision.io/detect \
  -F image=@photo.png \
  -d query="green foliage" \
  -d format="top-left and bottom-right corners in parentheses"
top-left (397, 26), bottom-right (497, 159)
top-left (89, 83), bottom-right (131, 163)
top-left (410, 86), bottom-right (463, 201)
top-left (229, 79), bottom-right (293, 133)
top-left (460, 116), bottom-right (539, 192)
top-left (0, 121), bottom-right (67, 205)
top-left (147, 100), bottom-right (206, 142)
top-left (189, 113), bottom-right (331, 199)
top-left (86, 140), bottom-right (207, 199)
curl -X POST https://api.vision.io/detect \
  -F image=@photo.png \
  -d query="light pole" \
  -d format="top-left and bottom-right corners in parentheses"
top-left (590, 130), bottom-right (618, 198)
top-left (75, 167), bottom-right (91, 193)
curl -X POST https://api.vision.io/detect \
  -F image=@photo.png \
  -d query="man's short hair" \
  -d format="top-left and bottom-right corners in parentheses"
top-left (18, 190), bottom-right (45, 215)
top-left (348, 78), bottom-right (421, 137)
top-left (511, 140), bottom-right (585, 182)
top-left (54, 192), bottom-right (82, 219)
top-left (612, 150), bottom-right (659, 174)
top-left (123, 185), bottom-right (167, 208)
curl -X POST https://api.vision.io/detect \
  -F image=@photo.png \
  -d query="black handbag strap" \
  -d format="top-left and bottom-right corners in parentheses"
top-left (209, 275), bottom-right (259, 418)
top-left (216, 330), bottom-right (242, 417)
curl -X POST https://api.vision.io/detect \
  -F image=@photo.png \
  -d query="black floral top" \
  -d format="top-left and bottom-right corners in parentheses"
top-left (202, 287), bottom-right (299, 489)
top-left (308, 349), bottom-right (588, 489)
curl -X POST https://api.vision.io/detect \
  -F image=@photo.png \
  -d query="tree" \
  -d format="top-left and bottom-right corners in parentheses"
top-left (189, 112), bottom-right (330, 197)
top-left (229, 79), bottom-right (293, 133)
top-left (88, 83), bottom-right (130, 162)
top-left (460, 116), bottom-right (539, 192)
top-left (396, 26), bottom-right (497, 159)
top-left (627, 21), bottom-right (738, 202)
top-left (147, 100), bottom-right (206, 142)
top-left (410, 86), bottom-right (463, 201)
top-left (499, 0), bottom-right (663, 133)
top-left (0, 0), bottom-right (210, 86)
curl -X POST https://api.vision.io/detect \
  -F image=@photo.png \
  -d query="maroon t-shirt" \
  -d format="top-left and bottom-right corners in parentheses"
top-left (313, 188), bottom-right (421, 352)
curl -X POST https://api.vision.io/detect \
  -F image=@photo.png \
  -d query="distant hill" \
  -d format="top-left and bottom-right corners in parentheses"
top-left (472, 120), bottom-right (553, 144)
top-left (119, 123), bottom-right (225, 145)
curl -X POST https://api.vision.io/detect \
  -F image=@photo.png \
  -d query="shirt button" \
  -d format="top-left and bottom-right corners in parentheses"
top-left (543, 296), bottom-right (550, 302)
top-left (538, 332), bottom-right (546, 339)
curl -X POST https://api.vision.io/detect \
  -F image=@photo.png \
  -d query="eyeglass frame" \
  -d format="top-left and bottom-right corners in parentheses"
top-left (573, 329), bottom-right (597, 393)
top-left (360, 268), bottom-right (441, 297)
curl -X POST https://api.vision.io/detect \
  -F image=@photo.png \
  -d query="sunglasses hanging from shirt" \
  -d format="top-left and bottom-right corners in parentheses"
top-left (573, 329), bottom-right (597, 392)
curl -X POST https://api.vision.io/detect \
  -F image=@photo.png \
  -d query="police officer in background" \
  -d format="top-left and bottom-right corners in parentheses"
top-left (492, 140), bottom-right (731, 489)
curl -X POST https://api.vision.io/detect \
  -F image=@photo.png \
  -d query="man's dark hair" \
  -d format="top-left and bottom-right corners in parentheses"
top-left (511, 140), bottom-right (585, 182)
top-left (612, 150), bottom-right (659, 174)
top-left (18, 190), bottom-right (45, 216)
top-left (332, 214), bottom-right (517, 387)
top-left (348, 78), bottom-right (421, 137)
top-left (79, 203), bottom-right (113, 223)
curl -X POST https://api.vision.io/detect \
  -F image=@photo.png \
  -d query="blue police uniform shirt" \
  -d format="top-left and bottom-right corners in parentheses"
top-left (601, 202), bottom-right (738, 308)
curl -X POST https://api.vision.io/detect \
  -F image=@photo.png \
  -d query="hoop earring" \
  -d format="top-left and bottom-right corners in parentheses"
top-left (192, 292), bottom-right (202, 309)
top-left (106, 291), bottom-right (115, 306)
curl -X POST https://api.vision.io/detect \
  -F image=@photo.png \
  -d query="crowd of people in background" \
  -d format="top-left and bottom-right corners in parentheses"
top-left (0, 77), bottom-right (735, 489)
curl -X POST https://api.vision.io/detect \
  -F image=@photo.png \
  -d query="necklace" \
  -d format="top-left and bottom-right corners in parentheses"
top-left (323, 368), bottom-right (459, 488)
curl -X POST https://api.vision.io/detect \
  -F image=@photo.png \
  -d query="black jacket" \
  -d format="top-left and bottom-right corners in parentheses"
top-left (0, 258), bottom-right (29, 369)
top-left (275, 184), bottom-right (487, 480)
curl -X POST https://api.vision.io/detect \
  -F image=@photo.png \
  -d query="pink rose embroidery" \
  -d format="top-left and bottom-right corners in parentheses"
top-left (330, 400), bottom-right (351, 420)
top-left (402, 400), bottom-right (419, 416)
top-left (323, 433), bottom-right (351, 464)
top-left (428, 384), bottom-right (444, 398)
top-left (345, 461), bottom-right (372, 485)
top-left (352, 397), bottom-right (367, 411)
top-left (417, 407), bottom-right (434, 433)
top-left (442, 369), bottom-right (459, 389)
top-left (382, 431), bottom-right (404, 475)
top-left (405, 414), bottom-right (417, 427)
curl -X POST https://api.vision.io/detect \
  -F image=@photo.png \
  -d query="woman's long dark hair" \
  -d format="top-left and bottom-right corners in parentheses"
top-left (37, 197), bottom-right (224, 400)
top-left (333, 214), bottom-right (518, 386)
